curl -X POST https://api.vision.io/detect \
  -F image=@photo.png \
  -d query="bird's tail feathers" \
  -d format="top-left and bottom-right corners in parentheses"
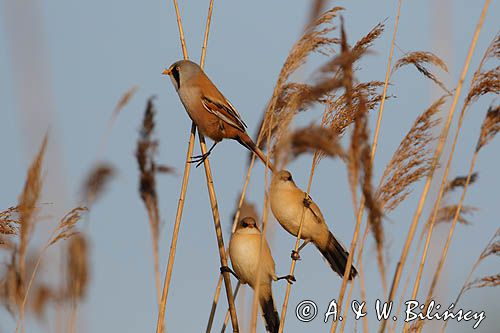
top-left (259, 292), bottom-right (280, 333)
top-left (237, 133), bottom-right (276, 173)
top-left (316, 232), bottom-right (358, 280)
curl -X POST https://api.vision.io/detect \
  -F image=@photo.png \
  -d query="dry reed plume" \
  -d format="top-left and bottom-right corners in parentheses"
top-left (0, 131), bottom-right (104, 332)
top-left (31, 284), bottom-right (55, 320)
top-left (444, 173), bottom-right (478, 193)
top-left (332, 12), bottom-right (398, 327)
top-left (393, 51), bottom-right (451, 94)
top-left (346, 91), bottom-right (385, 292)
top-left (289, 125), bottom-right (346, 160)
top-left (111, 86), bottom-right (139, 120)
top-left (411, 26), bottom-right (499, 317)
top-left (0, 206), bottom-right (20, 242)
top-left (440, 228), bottom-right (500, 331)
top-left (276, 15), bottom-right (388, 333)
top-left (12, 134), bottom-right (48, 331)
top-left (377, 97), bottom-right (445, 212)
top-left (256, 7), bottom-right (343, 154)
top-left (407, 22), bottom-right (497, 333)
top-left (81, 164), bottom-right (116, 207)
top-left (18, 135), bottom-right (48, 284)
top-left (434, 205), bottom-right (477, 225)
top-left (136, 97), bottom-right (171, 305)
top-left (382, 2), bottom-right (492, 329)
top-left (15, 205), bottom-right (87, 332)
top-left (324, 81), bottom-right (385, 136)
top-left (271, 19), bottom-right (384, 169)
top-left (477, 105), bottom-right (500, 151)
top-left (414, 103), bottom-right (499, 333)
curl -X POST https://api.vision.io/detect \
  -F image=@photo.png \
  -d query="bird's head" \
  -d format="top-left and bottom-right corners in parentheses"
top-left (272, 170), bottom-right (295, 189)
top-left (162, 59), bottom-right (201, 90)
top-left (236, 217), bottom-right (260, 234)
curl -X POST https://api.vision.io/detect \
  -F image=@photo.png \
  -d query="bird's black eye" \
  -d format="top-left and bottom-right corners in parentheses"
top-left (171, 66), bottom-right (180, 89)
top-left (242, 222), bottom-right (248, 228)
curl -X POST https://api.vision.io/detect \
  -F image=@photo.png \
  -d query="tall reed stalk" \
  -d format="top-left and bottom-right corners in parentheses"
top-left (406, 3), bottom-right (493, 329)
top-left (330, 2), bottom-right (402, 332)
top-left (339, 223), bottom-right (370, 333)
top-left (208, 153), bottom-right (260, 332)
top-left (379, 1), bottom-right (491, 332)
top-left (16, 135), bottom-right (48, 333)
top-left (156, 0), bottom-right (232, 332)
top-left (440, 226), bottom-right (500, 332)
top-left (206, 155), bottom-right (258, 332)
top-left (419, 104), bottom-right (500, 332)
top-left (250, 132), bottom-right (273, 333)
top-left (198, 1), bottom-right (240, 330)
top-left (278, 110), bottom-right (329, 332)
top-left (198, 132), bottom-right (240, 332)
top-left (155, 0), bottom-right (193, 330)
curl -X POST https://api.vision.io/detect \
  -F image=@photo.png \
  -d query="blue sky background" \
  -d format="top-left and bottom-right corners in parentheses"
top-left (1, 0), bottom-right (499, 332)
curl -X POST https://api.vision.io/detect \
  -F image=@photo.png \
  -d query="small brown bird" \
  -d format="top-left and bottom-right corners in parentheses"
top-left (228, 217), bottom-right (294, 333)
top-left (162, 60), bottom-right (275, 171)
top-left (270, 170), bottom-right (357, 280)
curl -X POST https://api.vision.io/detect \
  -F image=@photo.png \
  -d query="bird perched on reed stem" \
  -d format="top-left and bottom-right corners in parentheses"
top-left (270, 170), bottom-right (357, 280)
top-left (162, 60), bottom-right (275, 171)
top-left (228, 217), bottom-right (294, 333)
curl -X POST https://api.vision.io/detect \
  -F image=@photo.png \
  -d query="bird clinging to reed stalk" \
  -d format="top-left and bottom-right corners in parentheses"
top-left (162, 60), bottom-right (275, 171)
top-left (270, 170), bottom-right (357, 280)
top-left (228, 217), bottom-right (294, 333)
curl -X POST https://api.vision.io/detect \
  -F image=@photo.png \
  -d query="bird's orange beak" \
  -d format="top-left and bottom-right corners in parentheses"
top-left (162, 68), bottom-right (171, 75)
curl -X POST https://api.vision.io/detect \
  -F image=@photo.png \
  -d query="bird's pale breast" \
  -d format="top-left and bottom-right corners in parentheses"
top-left (229, 233), bottom-right (273, 288)
top-left (270, 188), bottom-right (323, 241)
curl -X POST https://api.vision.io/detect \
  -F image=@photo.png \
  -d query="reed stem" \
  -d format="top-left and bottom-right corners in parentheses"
top-left (418, 148), bottom-right (480, 333)
top-left (206, 274), bottom-right (224, 333)
top-left (409, 2), bottom-right (492, 326)
top-left (205, 155), bottom-right (258, 331)
top-left (278, 109), bottom-right (329, 332)
top-left (380, 2), bottom-right (490, 332)
top-left (198, 133), bottom-right (240, 332)
top-left (156, 0), bottom-right (214, 331)
top-left (155, 124), bottom-right (196, 333)
top-left (330, 2), bottom-right (403, 331)
top-left (220, 282), bottom-right (241, 333)
top-left (250, 105), bottom-right (275, 332)
top-left (173, 0), bottom-right (188, 59)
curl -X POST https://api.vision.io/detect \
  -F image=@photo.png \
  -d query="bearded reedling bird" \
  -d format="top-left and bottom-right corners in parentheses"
top-left (162, 60), bottom-right (275, 171)
top-left (227, 217), bottom-right (294, 333)
top-left (270, 170), bottom-right (358, 280)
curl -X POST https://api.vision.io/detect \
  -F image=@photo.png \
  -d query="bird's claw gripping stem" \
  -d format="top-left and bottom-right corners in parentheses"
top-left (277, 274), bottom-right (296, 284)
top-left (220, 265), bottom-right (239, 279)
top-left (188, 152), bottom-right (211, 167)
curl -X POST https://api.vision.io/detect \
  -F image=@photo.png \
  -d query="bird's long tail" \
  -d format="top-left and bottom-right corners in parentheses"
top-left (237, 132), bottom-right (276, 173)
top-left (316, 232), bottom-right (358, 280)
top-left (259, 292), bottom-right (280, 333)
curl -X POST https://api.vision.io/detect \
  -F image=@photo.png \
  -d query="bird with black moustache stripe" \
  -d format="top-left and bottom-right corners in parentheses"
top-left (162, 60), bottom-right (275, 171)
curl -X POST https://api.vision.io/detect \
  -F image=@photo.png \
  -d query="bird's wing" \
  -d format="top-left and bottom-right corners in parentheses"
top-left (201, 96), bottom-right (247, 133)
top-left (262, 239), bottom-right (277, 277)
top-left (306, 194), bottom-right (326, 224)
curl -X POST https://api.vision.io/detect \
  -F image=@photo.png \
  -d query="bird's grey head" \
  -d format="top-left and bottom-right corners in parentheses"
top-left (162, 59), bottom-right (201, 90)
